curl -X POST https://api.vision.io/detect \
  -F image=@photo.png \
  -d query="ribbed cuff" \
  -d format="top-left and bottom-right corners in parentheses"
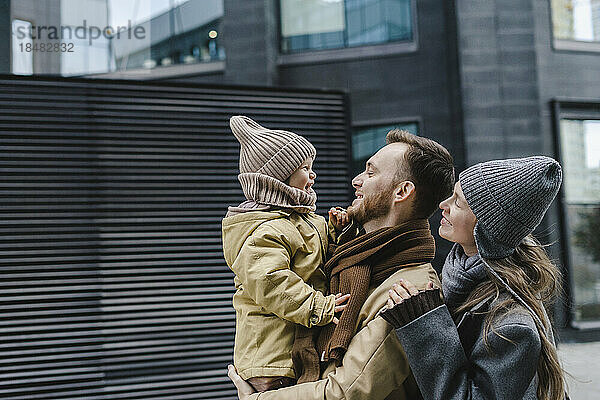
top-left (381, 288), bottom-right (443, 329)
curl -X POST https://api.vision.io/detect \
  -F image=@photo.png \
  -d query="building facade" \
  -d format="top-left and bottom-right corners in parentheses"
top-left (3, 0), bottom-right (600, 338)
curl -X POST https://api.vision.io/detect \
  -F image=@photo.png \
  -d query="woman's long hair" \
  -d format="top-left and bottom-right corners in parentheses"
top-left (454, 234), bottom-right (565, 400)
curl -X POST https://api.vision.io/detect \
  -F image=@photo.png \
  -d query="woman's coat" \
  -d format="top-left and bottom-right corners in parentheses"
top-left (394, 294), bottom-right (543, 399)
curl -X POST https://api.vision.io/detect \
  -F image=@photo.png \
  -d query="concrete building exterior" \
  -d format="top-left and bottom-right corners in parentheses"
top-left (2, 0), bottom-right (600, 349)
top-left (2, 1), bottom-right (600, 397)
top-left (173, 0), bottom-right (600, 340)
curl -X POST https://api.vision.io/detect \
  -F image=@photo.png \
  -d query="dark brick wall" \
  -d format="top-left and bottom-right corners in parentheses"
top-left (0, 0), bottom-right (9, 74)
top-left (277, 0), bottom-right (459, 152)
top-left (221, 0), bottom-right (278, 85)
top-left (532, 0), bottom-right (600, 155)
top-left (455, 0), bottom-right (543, 165)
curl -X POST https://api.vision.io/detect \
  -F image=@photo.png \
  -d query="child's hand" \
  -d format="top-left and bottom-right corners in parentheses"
top-left (332, 293), bottom-right (350, 324)
top-left (329, 207), bottom-right (350, 231)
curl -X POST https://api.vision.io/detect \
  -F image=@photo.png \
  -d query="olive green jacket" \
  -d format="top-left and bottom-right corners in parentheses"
top-left (248, 263), bottom-right (441, 400)
top-left (222, 209), bottom-right (336, 380)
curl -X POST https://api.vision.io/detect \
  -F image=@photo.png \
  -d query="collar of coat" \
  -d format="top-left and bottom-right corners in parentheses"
top-left (323, 219), bottom-right (436, 279)
top-left (237, 172), bottom-right (317, 213)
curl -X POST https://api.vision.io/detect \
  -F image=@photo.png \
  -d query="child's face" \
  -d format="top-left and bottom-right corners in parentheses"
top-left (288, 157), bottom-right (316, 193)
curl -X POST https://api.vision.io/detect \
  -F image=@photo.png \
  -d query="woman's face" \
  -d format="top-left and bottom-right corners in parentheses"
top-left (438, 181), bottom-right (478, 254)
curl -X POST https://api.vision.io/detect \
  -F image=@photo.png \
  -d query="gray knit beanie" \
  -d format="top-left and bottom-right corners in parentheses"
top-left (229, 116), bottom-right (317, 212)
top-left (459, 156), bottom-right (562, 259)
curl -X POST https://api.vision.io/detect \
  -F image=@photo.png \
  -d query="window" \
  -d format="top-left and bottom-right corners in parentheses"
top-left (279, 0), bottom-right (414, 54)
top-left (559, 118), bottom-right (600, 324)
top-left (551, 0), bottom-right (600, 49)
top-left (110, 0), bottom-right (225, 72)
top-left (9, 0), bottom-right (224, 76)
top-left (351, 122), bottom-right (418, 178)
top-left (11, 19), bottom-right (33, 75)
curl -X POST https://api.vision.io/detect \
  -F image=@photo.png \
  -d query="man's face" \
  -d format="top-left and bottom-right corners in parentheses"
top-left (347, 143), bottom-right (409, 225)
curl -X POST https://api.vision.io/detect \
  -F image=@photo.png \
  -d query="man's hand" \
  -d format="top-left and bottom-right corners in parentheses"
top-left (333, 293), bottom-right (350, 324)
top-left (227, 365), bottom-right (255, 400)
top-left (329, 207), bottom-right (350, 231)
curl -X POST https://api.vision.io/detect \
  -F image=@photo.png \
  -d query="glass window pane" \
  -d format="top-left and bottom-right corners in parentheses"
top-left (11, 19), bottom-right (33, 75)
top-left (560, 119), bottom-right (600, 323)
top-left (280, 0), bottom-right (413, 53)
top-left (280, 0), bottom-right (345, 52)
top-left (351, 122), bottom-right (418, 178)
top-left (9, 0), bottom-right (224, 76)
top-left (552, 0), bottom-right (600, 42)
top-left (385, 0), bottom-right (412, 41)
top-left (280, 0), bottom-right (346, 37)
top-left (110, 0), bottom-right (225, 72)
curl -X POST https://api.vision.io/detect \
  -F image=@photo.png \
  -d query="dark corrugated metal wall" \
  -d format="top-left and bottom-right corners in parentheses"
top-left (0, 76), bottom-right (350, 399)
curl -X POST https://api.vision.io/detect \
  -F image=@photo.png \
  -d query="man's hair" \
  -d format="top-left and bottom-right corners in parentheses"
top-left (386, 129), bottom-right (455, 219)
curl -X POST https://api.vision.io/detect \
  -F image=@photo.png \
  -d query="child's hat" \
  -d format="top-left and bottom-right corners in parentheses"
top-left (229, 116), bottom-right (317, 212)
top-left (230, 116), bottom-right (316, 181)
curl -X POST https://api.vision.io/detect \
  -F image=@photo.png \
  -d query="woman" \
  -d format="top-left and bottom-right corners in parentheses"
top-left (382, 156), bottom-right (566, 400)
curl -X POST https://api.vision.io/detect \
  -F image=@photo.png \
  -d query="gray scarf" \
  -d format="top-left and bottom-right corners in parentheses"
top-left (442, 243), bottom-right (488, 312)
top-left (442, 243), bottom-right (549, 333)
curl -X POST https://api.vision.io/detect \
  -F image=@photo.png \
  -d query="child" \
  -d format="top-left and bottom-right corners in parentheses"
top-left (222, 116), bottom-right (350, 392)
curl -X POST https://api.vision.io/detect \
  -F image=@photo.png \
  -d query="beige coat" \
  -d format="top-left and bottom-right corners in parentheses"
top-left (222, 209), bottom-right (336, 380)
top-left (248, 263), bottom-right (441, 400)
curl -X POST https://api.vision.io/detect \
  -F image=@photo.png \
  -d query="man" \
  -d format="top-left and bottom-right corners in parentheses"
top-left (228, 129), bottom-right (455, 400)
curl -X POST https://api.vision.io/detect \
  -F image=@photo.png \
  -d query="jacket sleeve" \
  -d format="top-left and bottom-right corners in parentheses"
top-left (327, 217), bottom-right (339, 245)
top-left (247, 317), bottom-right (413, 400)
top-left (394, 304), bottom-right (541, 400)
top-left (231, 222), bottom-right (335, 328)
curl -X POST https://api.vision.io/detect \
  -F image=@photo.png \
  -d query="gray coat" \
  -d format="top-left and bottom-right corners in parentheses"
top-left (394, 295), bottom-right (542, 399)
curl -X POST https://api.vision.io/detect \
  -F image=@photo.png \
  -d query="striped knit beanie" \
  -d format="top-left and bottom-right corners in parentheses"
top-left (229, 116), bottom-right (317, 212)
top-left (459, 156), bottom-right (562, 259)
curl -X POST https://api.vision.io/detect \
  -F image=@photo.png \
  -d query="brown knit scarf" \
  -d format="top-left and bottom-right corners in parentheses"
top-left (292, 219), bottom-right (435, 383)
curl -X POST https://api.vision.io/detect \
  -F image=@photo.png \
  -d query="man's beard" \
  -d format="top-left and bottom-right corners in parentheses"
top-left (347, 184), bottom-right (394, 225)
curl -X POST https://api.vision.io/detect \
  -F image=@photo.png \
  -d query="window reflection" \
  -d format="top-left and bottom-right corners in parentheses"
top-left (280, 0), bottom-right (414, 54)
top-left (560, 119), bottom-right (600, 323)
top-left (9, 0), bottom-right (224, 76)
top-left (111, 0), bottom-right (225, 71)
top-left (552, 0), bottom-right (600, 42)
top-left (11, 19), bottom-right (33, 75)
top-left (351, 122), bottom-right (418, 178)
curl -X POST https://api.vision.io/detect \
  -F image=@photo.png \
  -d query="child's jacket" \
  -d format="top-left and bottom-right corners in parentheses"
top-left (222, 208), bottom-right (335, 380)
